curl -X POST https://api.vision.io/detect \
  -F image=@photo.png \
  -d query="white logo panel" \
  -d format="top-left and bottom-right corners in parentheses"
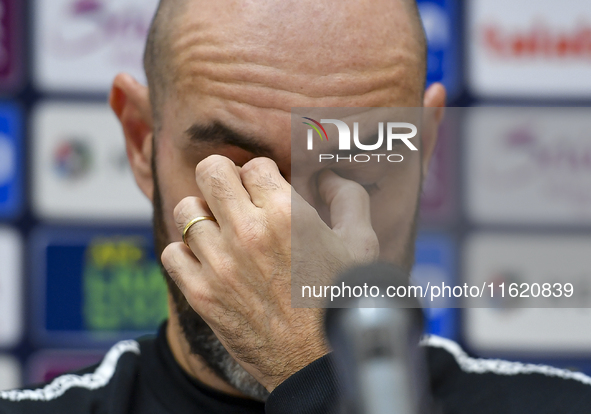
top-left (0, 355), bottom-right (20, 391)
top-left (32, 102), bottom-right (152, 222)
top-left (465, 107), bottom-right (591, 225)
top-left (33, 0), bottom-right (159, 92)
top-left (468, 0), bottom-right (591, 98)
top-left (0, 228), bottom-right (22, 348)
top-left (464, 234), bottom-right (591, 353)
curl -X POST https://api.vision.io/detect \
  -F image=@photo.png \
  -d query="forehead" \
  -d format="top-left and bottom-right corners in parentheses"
top-left (160, 0), bottom-right (424, 156)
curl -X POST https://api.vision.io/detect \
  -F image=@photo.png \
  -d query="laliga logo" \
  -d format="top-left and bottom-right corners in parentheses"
top-left (303, 117), bottom-right (418, 163)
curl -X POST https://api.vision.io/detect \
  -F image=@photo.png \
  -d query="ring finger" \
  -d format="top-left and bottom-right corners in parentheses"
top-left (174, 196), bottom-right (222, 263)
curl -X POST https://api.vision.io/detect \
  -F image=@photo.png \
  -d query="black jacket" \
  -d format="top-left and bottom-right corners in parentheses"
top-left (1, 322), bottom-right (591, 414)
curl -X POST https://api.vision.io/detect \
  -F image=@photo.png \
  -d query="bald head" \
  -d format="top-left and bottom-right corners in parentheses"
top-left (144, 0), bottom-right (427, 127)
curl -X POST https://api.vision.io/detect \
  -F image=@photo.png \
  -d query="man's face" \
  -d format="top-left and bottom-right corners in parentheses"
top-left (148, 0), bottom-right (428, 400)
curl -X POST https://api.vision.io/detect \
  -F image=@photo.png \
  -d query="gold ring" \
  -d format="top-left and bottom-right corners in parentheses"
top-left (182, 216), bottom-right (217, 247)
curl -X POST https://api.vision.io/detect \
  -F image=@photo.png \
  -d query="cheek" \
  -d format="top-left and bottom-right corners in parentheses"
top-left (371, 158), bottom-right (421, 258)
top-left (161, 180), bottom-right (199, 243)
top-left (155, 144), bottom-right (203, 242)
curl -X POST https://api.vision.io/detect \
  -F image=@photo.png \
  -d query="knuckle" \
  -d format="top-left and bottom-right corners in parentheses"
top-left (161, 244), bottom-right (184, 282)
top-left (160, 244), bottom-right (174, 267)
top-left (195, 155), bottom-right (234, 179)
top-left (173, 197), bottom-right (199, 228)
top-left (197, 156), bottom-right (237, 200)
top-left (161, 245), bottom-right (213, 311)
top-left (243, 158), bottom-right (283, 192)
top-left (242, 157), bottom-right (275, 175)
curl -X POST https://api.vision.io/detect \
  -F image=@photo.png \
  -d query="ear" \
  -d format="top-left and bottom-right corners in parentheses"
top-left (420, 82), bottom-right (446, 178)
top-left (110, 73), bottom-right (155, 202)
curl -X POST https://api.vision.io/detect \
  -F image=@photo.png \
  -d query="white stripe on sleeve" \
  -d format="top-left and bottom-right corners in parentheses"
top-left (0, 340), bottom-right (140, 402)
top-left (422, 335), bottom-right (591, 386)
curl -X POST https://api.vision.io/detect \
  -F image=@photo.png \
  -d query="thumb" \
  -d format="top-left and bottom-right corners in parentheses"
top-left (317, 170), bottom-right (379, 262)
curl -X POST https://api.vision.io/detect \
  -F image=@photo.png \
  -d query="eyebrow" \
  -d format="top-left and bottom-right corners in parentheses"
top-left (184, 121), bottom-right (275, 158)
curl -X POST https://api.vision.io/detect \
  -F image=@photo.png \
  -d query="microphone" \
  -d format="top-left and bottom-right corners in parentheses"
top-left (324, 262), bottom-right (437, 414)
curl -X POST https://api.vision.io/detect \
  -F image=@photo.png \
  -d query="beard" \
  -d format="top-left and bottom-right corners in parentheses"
top-left (151, 157), bottom-right (270, 401)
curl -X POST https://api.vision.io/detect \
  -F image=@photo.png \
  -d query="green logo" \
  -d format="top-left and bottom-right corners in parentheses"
top-left (83, 237), bottom-right (168, 331)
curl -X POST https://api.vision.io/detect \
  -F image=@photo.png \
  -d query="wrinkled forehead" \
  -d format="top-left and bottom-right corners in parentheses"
top-left (166, 0), bottom-right (425, 105)
top-left (174, 0), bottom-right (418, 60)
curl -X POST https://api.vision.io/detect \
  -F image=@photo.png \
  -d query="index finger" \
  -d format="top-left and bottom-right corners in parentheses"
top-left (194, 155), bottom-right (256, 226)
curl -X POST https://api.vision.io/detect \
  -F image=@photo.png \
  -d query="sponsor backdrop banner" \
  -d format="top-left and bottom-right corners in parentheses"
top-left (30, 227), bottom-right (168, 347)
top-left (418, 0), bottom-right (461, 100)
top-left (1, 0), bottom-right (591, 391)
top-left (0, 355), bottom-right (20, 391)
top-left (465, 107), bottom-right (591, 225)
top-left (464, 234), bottom-right (591, 353)
top-left (32, 102), bottom-right (152, 223)
top-left (412, 233), bottom-right (457, 340)
top-left (0, 227), bottom-right (22, 349)
top-left (468, 0), bottom-right (591, 98)
top-left (0, 103), bottom-right (22, 219)
top-left (0, 0), bottom-right (24, 92)
top-left (33, 0), bottom-right (159, 92)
